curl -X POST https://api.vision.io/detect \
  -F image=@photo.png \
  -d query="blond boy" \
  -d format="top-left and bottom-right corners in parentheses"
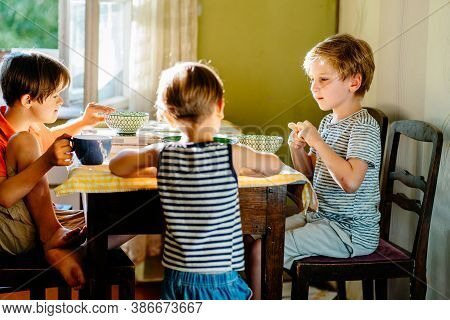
top-left (285, 33), bottom-right (381, 268)
top-left (247, 34), bottom-right (381, 299)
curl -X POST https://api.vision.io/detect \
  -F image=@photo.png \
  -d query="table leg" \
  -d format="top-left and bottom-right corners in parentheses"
top-left (262, 185), bottom-right (286, 300)
top-left (85, 194), bottom-right (109, 299)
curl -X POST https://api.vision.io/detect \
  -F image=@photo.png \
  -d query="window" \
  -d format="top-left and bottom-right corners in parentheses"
top-left (60, 0), bottom-right (132, 109)
top-left (0, 0), bottom-right (131, 110)
top-left (98, 1), bottom-right (131, 104)
top-left (0, 0), bottom-right (58, 49)
top-left (0, 0), bottom-right (59, 106)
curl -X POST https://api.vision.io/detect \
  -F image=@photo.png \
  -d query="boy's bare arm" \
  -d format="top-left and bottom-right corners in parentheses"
top-left (0, 161), bottom-right (51, 208)
top-left (232, 144), bottom-right (282, 177)
top-left (0, 133), bottom-right (71, 208)
top-left (288, 124), bottom-right (315, 179)
top-left (313, 141), bottom-right (367, 193)
top-left (289, 143), bottom-right (315, 179)
top-left (300, 121), bottom-right (367, 193)
top-left (109, 144), bottom-right (161, 178)
top-left (50, 103), bottom-right (115, 139)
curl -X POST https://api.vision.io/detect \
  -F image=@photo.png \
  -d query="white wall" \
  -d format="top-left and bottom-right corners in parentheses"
top-left (339, 0), bottom-right (450, 299)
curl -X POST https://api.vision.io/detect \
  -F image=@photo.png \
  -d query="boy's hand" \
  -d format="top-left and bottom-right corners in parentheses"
top-left (81, 102), bottom-right (115, 126)
top-left (288, 122), bottom-right (307, 149)
top-left (44, 134), bottom-right (73, 166)
top-left (297, 121), bottom-right (322, 148)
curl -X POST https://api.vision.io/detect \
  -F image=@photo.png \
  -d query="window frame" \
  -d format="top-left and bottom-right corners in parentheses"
top-left (59, 0), bottom-right (131, 110)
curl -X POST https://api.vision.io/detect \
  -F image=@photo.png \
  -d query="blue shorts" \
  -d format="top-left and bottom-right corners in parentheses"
top-left (161, 268), bottom-right (252, 300)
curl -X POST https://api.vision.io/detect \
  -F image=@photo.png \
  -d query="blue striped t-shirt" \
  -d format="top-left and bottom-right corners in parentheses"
top-left (157, 142), bottom-right (245, 273)
top-left (310, 109), bottom-right (381, 251)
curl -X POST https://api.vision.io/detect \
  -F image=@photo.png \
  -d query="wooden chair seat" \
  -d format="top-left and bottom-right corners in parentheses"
top-left (291, 239), bottom-right (413, 282)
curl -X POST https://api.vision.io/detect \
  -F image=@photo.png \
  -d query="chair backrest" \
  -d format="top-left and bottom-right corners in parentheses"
top-left (365, 107), bottom-right (389, 169)
top-left (379, 120), bottom-right (443, 266)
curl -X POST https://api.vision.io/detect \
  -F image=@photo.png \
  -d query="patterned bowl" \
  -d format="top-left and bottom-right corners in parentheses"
top-left (237, 135), bottom-right (283, 153)
top-left (105, 111), bottom-right (150, 135)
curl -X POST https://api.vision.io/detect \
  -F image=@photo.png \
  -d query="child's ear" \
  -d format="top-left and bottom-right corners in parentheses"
top-left (349, 73), bottom-right (362, 93)
top-left (20, 94), bottom-right (33, 109)
top-left (216, 99), bottom-right (225, 119)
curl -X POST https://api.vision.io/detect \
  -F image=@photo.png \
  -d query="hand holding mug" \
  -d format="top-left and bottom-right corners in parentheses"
top-left (44, 134), bottom-right (73, 166)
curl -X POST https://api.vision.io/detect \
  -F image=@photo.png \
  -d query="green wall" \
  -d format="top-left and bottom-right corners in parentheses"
top-left (198, 0), bottom-right (337, 162)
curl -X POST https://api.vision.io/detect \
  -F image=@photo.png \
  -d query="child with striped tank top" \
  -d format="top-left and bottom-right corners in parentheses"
top-left (109, 62), bottom-right (283, 300)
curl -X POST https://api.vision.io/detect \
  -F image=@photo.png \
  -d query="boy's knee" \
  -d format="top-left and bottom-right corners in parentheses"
top-left (7, 132), bottom-right (41, 168)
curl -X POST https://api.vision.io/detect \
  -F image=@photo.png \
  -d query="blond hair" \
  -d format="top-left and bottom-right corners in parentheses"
top-left (156, 62), bottom-right (224, 122)
top-left (303, 33), bottom-right (375, 96)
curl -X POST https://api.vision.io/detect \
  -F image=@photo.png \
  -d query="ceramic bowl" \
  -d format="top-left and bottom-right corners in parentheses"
top-left (105, 111), bottom-right (150, 135)
top-left (237, 135), bottom-right (283, 153)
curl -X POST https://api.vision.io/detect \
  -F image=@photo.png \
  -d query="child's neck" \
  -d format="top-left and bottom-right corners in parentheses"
top-left (181, 129), bottom-right (215, 143)
top-left (4, 105), bottom-right (33, 132)
top-left (331, 97), bottom-right (362, 124)
top-left (179, 122), bottom-right (217, 143)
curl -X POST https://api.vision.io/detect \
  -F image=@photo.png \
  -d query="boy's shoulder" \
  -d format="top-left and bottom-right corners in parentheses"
top-left (347, 110), bottom-right (381, 144)
top-left (337, 109), bottom-right (380, 130)
top-left (352, 109), bottom-right (379, 128)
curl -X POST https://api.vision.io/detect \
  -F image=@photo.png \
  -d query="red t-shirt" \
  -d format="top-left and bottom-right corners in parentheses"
top-left (0, 106), bottom-right (16, 177)
top-left (0, 106), bottom-right (54, 177)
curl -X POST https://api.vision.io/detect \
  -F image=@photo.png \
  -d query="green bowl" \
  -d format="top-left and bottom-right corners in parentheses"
top-left (237, 135), bottom-right (283, 153)
top-left (162, 136), bottom-right (237, 144)
top-left (105, 111), bottom-right (149, 134)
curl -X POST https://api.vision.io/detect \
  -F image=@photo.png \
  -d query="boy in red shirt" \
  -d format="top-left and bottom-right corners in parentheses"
top-left (0, 51), bottom-right (114, 288)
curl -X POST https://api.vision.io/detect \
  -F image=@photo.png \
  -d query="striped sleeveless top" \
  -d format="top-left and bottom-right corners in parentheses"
top-left (157, 142), bottom-right (245, 273)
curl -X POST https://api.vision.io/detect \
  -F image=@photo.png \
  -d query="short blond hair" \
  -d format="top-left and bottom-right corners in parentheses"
top-left (303, 33), bottom-right (375, 96)
top-left (156, 62), bottom-right (224, 122)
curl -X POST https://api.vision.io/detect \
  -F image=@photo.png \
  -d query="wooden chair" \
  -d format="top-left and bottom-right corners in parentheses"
top-left (365, 107), bottom-right (389, 168)
top-left (289, 119), bottom-right (443, 300)
top-left (0, 248), bottom-right (135, 299)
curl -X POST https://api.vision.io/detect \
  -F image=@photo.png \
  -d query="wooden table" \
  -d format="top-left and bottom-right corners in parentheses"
top-left (55, 164), bottom-right (314, 300)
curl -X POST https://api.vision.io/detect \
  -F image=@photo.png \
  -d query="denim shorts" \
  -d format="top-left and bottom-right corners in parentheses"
top-left (161, 268), bottom-right (252, 300)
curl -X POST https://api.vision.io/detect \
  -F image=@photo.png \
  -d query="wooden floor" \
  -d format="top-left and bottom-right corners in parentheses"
top-left (0, 281), bottom-right (339, 300)
top-left (0, 282), bottom-right (162, 300)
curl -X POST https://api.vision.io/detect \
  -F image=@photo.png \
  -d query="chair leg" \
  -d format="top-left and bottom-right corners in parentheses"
top-left (410, 277), bottom-right (427, 299)
top-left (362, 280), bottom-right (374, 300)
top-left (78, 286), bottom-right (90, 300)
top-left (30, 287), bottom-right (46, 300)
top-left (119, 270), bottom-right (136, 300)
top-left (291, 274), bottom-right (309, 300)
top-left (58, 286), bottom-right (72, 300)
top-left (375, 279), bottom-right (387, 300)
top-left (337, 281), bottom-right (347, 300)
top-left (106, 284), bottom-right (112, 299)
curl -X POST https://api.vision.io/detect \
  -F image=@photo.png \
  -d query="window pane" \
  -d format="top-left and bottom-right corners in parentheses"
top-left (0, 0), bottom-right (58, 49)
top-left (68, 0), bottom-right (85, 106)
top-left (98, 1), bottom-right (130, 102)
